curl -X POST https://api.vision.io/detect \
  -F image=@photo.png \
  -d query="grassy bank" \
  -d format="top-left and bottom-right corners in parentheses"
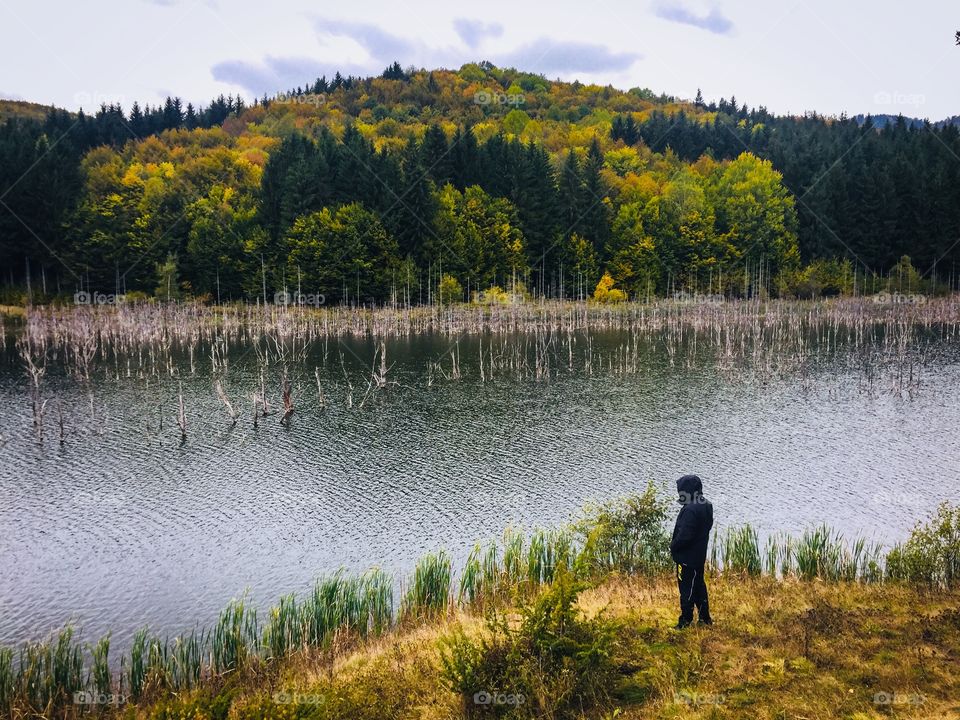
top-left (131, 574), bottom-right (959, 720)
top-left (2, 496), bottom-right (958, 719)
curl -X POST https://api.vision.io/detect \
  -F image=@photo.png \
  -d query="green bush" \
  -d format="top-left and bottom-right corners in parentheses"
top-left (887, 503), bottom-right (960, 588)
top-left (576, 482), bottom-right (670, 576)
top-left (439, 568), bottom-right (616, 718)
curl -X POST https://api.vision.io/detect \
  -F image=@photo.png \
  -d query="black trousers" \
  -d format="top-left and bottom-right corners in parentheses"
top-left (676, 563), bottom-right (709, 622)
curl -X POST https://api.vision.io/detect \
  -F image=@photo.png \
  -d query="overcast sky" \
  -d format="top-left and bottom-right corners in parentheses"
top-left (1, 0), bottom-right (957, 120)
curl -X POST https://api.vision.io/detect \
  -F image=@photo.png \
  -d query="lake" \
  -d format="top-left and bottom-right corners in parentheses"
top-left (1, 300), bottom-right (958, 651)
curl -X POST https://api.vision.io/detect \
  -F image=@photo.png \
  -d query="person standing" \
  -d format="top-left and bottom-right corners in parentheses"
top-left (670, 474), bottom-right (714, 628)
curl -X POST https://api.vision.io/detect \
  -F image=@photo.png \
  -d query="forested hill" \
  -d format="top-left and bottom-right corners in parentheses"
top-left (1, 61), bottom-right (958, 305)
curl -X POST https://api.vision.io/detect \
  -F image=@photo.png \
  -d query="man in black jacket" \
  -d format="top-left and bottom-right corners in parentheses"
top-left (670, 474), bottom-right (714, 628)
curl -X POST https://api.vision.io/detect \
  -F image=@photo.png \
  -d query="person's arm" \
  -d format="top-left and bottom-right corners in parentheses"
top-left (670, 507), bottom-right (695, 555)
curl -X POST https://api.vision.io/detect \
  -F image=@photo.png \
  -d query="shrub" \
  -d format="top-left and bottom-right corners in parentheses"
top-left (439, 568), bottom-right (616, 718)
top-left (576, 482), bottom-right (670, 576)
top-left (887, 503), bottom-right (960, 588)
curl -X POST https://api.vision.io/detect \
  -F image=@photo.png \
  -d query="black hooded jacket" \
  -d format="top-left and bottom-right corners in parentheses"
top-left (670, 474), bottom-right (714, 566)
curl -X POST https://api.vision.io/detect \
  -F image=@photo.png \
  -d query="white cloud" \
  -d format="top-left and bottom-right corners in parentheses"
top-left (654, 2), bottom-right (733, 35)
top-left (453, 19), bottom-right (504, 49)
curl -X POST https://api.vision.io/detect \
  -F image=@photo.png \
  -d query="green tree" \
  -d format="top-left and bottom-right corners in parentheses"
top-left (438, 273), bottom-right (463, 305)
top-left (286, 203), bottom-right (399, 305)
top-left (711, 152), bottom-right (800, 283)
top-left (430, 184), bottom-right (527, 291)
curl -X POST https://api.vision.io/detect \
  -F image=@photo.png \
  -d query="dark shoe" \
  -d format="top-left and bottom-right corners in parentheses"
top-left (674, 617), bottom-right (693, 630)
top-left (698, 616), bottom-right (713, 626)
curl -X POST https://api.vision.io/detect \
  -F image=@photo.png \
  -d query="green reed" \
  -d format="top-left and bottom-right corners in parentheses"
top-left (90, 634), bottom-right (111, 696)
top-left (721, 525), bottom-right (762, 576)
top-left (403, 551), bottom-right (452, 619)
top-left (303, 574), bottom-right (348, 648)
top-left (15, 627), bottom-right (84, 712)
top-left (212, 596), bottom-right (259, 673)
top-left (0, 647), bottom-right (12, 714)
top-left (171, 629), bottom-right (204, 690)
top-left (458, 544), bottom-right (483, 605)
top-left (363, 568), bottom-right (393, 637)
top-left (128, 627), bottom-right (148, 700)
top-left (713, 524), bottom-right (884, 582)
top-left (526, 528), bottom-right (575, 585)
top-left (146, 636), bottom-right (171, 692)
top-left (795, 525), bottom-right (837, 580)
top-left (264, 593), bottom-right (300, 660)
top-left (481, 543), bottom-right (500, 595)
top-left (502, 529), bottom-right (525, 586)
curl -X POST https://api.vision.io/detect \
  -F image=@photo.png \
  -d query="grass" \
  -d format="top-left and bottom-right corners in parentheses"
top-left (0, 500), bottom-right (957, 718)
top-left (402, 552), bottom-right (453, 620)
top-left (212, 596), bottom-right (259, 674)
top-left (713, 523), bottom-right (885, 583)
top-left (127, 574), bottom-right (960, 720)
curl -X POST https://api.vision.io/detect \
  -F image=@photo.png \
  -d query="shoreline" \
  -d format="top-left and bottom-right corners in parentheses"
top-left (1, 495), bottom-right (956, 718)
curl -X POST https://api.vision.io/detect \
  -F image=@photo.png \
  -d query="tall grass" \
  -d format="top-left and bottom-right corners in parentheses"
top-left (714, 524), bottom-right (884, 582)
top-left (212, 596), bottom-right (259, 673)
top-left (14, 627), bottom-right (84, 713)
top-left (502, 529), bottom-right (525, 586)
top-left (0, 497), bottom-right (948, 717)
top-left (0, 647), bottom-right (12, 713)
top-left (721, 525), bottom-right (762, 576)
top-left (90, 634), bottom-right (111, 696)
top-left (171, 629), bottom-right (204, 690)
top-left (402, 551), bottom-right (452, 619)
top-left (128, 627), bottom-right (147, 700)
top-left (458, 544), bottom-right (484, 606)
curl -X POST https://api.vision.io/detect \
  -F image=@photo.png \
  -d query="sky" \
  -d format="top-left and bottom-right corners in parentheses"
top-left (0, 0), bottom-right (957, 121)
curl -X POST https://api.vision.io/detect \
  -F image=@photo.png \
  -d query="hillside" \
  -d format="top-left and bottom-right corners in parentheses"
top-left (1, 62), bottom-right (958, 306)
top-left (0, 98), bottom-right (62, 123)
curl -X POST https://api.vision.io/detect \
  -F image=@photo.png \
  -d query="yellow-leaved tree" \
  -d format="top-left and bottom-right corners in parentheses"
top-left (593, 273), bottom-right (627, 303)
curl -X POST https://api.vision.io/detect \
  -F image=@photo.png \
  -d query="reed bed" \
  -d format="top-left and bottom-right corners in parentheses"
top-left (5, 296), bottom-right (955, 444)
top-left (401, 552), bottom-right (453, 620)
top-left (711, 523), bottom-right (884, 582)
top-left (0, 498), bottom-right (942, 717)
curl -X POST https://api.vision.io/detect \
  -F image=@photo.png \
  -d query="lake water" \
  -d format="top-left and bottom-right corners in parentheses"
top-left (1, 319), bottom-right (958, 650)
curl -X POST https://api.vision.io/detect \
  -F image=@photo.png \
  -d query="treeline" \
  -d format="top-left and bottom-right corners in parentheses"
top-left (0, 62), bottom-right (956, 305)
top-left (54, 123), bottom-right (802, 305)
top-left (0, 93), bottom-right (249, 292)
top-left (613, 106), bottom-right (960, 276)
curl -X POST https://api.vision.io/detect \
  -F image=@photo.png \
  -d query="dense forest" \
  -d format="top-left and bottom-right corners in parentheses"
top-left (1, 61), bottom-right (957, 305)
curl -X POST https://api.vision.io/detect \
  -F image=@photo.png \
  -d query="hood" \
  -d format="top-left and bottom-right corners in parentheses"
top-left (676, 474), bottom-right (702, 504)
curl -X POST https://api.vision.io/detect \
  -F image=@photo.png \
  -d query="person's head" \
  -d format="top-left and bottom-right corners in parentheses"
top-left (676, 474), bottom-right (702, 505)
